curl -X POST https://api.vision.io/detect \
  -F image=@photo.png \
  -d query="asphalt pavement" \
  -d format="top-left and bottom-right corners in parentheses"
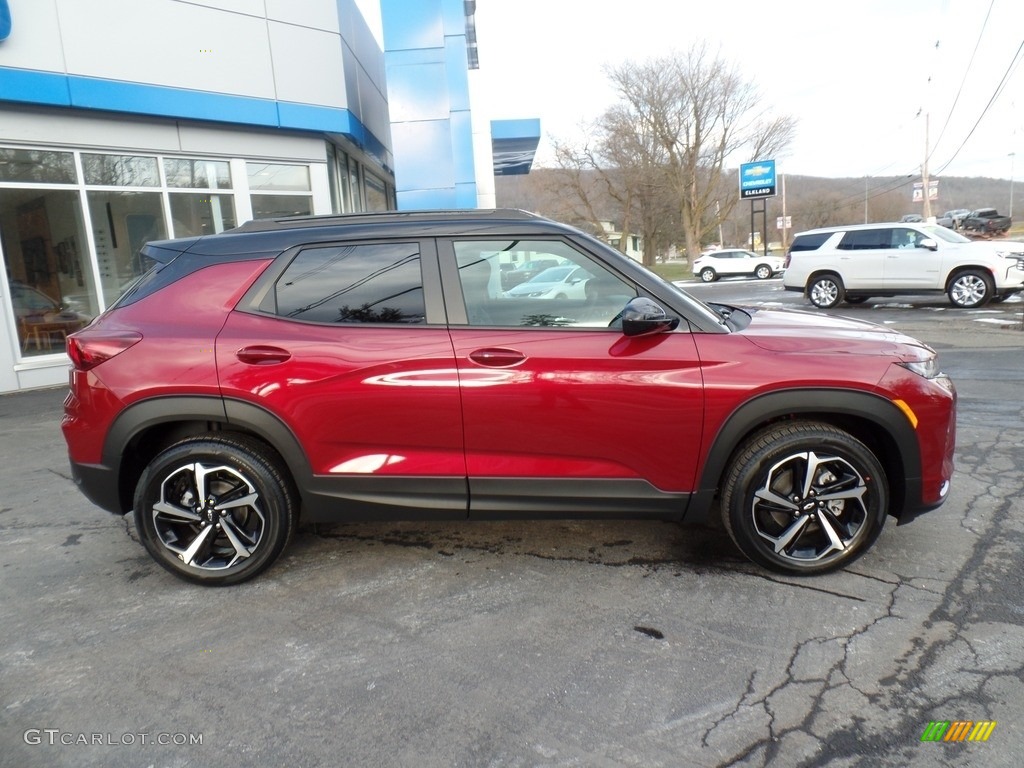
top-left (1, 294), bottom-right (1023, 767)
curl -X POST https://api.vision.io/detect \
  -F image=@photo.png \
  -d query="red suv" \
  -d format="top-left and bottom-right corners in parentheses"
top-left (62, 209), bottom-right (957, 585)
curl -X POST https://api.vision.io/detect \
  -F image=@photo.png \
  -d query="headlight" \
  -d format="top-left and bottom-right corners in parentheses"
top-left (897, 358), bottom-right (940, 379)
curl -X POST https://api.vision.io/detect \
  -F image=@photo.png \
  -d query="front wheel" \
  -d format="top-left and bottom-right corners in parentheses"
top-left (807, 274), bottom-right (844, 308)
top-left (721, 422), bottom-right (888, 575)
top-left (755, 264), bottom-right (773, 280)
top-left (700, 267), bottom-right (717, 283)
top-left (133, 435), bottom-right (298, 586)
top-left (948, 270), bottom-right (993, 308)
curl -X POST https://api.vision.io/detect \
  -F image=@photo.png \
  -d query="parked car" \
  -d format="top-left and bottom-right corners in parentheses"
top-left (783, 221), bottom-right (1024, 308)
top-left (961, 208), bottom-right (1011, 235)
top-left (63, 209), bottom-right (956, 585)
top-left (937, 209), bottom-right (971, 230)
top-left (691, 248), bottom-right (785, 282)
top-left (900, 214), bottom-right (924, 223)
top-left (499, 258), bottom-right (562, 290)
top-left (503, 265), bottom-right (592, 299)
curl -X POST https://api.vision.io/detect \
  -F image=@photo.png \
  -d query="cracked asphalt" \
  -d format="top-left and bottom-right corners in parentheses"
top-left (1, 292), bottom-right (1022, 767)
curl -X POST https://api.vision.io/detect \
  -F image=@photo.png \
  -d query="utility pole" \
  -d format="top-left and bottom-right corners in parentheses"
top-left (922, 112), bottom-right (933, 220)
top-left (1010, 152), bottom-right (1016, 219)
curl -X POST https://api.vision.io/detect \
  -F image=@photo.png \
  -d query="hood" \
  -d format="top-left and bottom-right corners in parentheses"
top-left (737, 306), bottom-right (933, 358)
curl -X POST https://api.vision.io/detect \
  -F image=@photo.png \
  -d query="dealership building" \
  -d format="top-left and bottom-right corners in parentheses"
top-left (0, 0), bottom-right (539, 393)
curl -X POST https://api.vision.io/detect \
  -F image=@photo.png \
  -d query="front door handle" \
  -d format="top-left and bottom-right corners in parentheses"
top-left (468, 347), bottom-right (526, 368)
top-left (236, 345), bottom-right (291, 365)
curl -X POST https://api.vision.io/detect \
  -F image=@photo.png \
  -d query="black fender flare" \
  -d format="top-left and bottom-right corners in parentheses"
top-left (102, 396), bottom-right (313, 511)
top-left (686, 388), bottom-right (921, 522)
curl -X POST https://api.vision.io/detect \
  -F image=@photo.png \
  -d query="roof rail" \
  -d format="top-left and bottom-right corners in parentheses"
top-left (232, 208), bottom-right (543, 233)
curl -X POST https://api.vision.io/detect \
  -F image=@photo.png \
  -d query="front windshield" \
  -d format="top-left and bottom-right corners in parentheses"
top-left (921, 224), bottom-right (971, 244)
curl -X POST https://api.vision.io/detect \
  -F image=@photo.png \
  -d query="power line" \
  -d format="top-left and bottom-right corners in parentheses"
top-left (934, 37), bottom-right (1024, 175)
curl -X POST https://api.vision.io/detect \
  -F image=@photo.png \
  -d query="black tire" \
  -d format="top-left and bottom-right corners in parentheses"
top-left (947, 269), bottom-right (993, 308)
top-left (133, 434), bottom-right (298, 586)
top-left (700, 267), bottom-right (717, 283)
top-left (845, 296), bottom-right (869, 305)
top-left (721, 422), bottom-right (888, 575)
top-left (807, 274), bottom-right (844, 308)
top-left (755, 264), bottom-right (773, 280)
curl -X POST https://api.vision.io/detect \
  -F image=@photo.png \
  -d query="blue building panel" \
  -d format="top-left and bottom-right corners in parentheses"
top-left (381, 0), bottom-right (444, 51)
top-left (450, 110), bottom-right (475, 183)
top-left (385, 61), bottom-right (451, 122)
top-left (390, 120), bottom-right (455, 192)
top-left (397, 187), bottom-right (458, 210)
top-left (0, 67), bottom-right (72, 107)
top-left (68, 76), bottom-right (280, 127)
top-left (382, 0), bottom-right (478, 209)
top-left (444, 37), bottom-right (471, 112)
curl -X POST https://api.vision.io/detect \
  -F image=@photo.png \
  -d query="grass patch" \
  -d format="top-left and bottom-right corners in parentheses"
top-left (648, 261), bottom-right (693, 282)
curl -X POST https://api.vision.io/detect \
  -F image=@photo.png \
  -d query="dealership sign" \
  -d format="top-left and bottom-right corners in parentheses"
top-left (739, 160), bottom-right (777, 199)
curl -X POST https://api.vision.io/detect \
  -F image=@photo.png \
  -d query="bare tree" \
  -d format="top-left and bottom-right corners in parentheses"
top-left (603, 43), bottom-right (796, 261)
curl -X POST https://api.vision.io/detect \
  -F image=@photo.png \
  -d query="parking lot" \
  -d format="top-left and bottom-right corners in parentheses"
top-left (2, 283), bottom-right (1023, 767)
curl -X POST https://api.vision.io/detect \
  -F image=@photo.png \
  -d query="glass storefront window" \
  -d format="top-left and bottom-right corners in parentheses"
top-left (86, 191), bottom-right (167, 307)
top-left (364, 172), bottom-right (388, 212)
top-left (82, 154), bottom-right (160, 187)
top-left (0, 148), bottom-right (76, 184)
top-left (250, 194), bottom-right (313, 219)
top-left (246, 163), bottom-right (310, 191)
top-left (164, 158), bottom-right (232, 189)
top-left (170, 193), bottom-right (236, 237)
top-left (0, 189), bottom-right (97, 357)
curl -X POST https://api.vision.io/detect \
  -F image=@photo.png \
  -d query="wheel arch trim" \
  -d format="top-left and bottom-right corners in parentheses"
top-left (688, 388), bottom-right (921, 521)
top-left (102, 396), bottom-right (313, 509)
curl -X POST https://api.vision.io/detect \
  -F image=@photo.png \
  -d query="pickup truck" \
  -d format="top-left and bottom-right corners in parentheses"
top-left (962, 208), bottom-right (1012, 235)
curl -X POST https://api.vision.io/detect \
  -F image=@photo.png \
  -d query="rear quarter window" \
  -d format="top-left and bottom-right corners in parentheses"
top-left (788, 233), bottom-right (832, 253)
top-left (273, 242), bottom-right (426, 324)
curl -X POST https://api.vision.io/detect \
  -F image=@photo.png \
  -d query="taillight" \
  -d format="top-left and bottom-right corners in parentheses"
top-left (67, 331), bottom-right (143, 371)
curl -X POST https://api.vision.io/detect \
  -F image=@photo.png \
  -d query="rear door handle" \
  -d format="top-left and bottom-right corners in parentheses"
top-left (236, 345), bottom-right (291, 365)
top-left (468, 347), bottom-right (526, 368)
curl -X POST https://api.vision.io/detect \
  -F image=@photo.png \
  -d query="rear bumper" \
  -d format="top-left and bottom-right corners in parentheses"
top-left (69, 457), bottom-right (124, 515)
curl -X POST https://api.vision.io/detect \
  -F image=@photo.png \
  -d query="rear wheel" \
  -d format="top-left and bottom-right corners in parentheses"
top-left (755, 264), bottom-right (773, 280)
top-left (133, 435), bottom-right (298, 586)
top-left (948, 269), bottom-right (993, 308)
top-left (721, 422), bottom-right (888, 574)
top-left (807, 274), bottom-right (844, 308)
top-left (700, 267), bottom-right (717, 283)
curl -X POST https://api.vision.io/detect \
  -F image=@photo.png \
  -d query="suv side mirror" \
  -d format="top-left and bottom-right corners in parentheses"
top-left (619, 297), bottom-right (680, 337)
top-left (920, 238), bottom-right (938, 251)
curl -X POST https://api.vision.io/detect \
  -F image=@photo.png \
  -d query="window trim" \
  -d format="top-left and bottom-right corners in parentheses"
top-left (238, 238), bottom-right (446, 327)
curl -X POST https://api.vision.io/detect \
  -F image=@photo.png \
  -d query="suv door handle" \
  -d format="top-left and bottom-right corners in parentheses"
top-left (468, 348), bottom-right (526, 367)
top-left (236, 345), bottom-right (291, 365)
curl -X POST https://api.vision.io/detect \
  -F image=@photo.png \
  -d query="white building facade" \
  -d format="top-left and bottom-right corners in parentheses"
top-left (0, 0), bottom-right (396, 392)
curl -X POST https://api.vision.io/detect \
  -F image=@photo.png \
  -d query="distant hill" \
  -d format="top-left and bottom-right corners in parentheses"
top-left (496, 170), bottom-right (1019, 251)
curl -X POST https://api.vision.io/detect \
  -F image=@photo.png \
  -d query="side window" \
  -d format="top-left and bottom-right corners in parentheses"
top-left (273, 242), bottom-right (426, 324)
top-left (452, 240), bottom-right (637, 328)
top-left (789, 233), bottom-right (831, 252)
top-left (837, 229), bottom-right (891, 250)
top-left (891, 228), bottom-right (923, 249)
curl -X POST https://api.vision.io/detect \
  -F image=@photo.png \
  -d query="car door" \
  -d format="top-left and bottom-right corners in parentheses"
top-left (834, 229), bottom-right (890, 289)
top-left (882, 227), bottom-right (942, 288)
top-left (217, 238), bottom-right (467, 517)
top-left (440, 237), bottom-right (705, 516)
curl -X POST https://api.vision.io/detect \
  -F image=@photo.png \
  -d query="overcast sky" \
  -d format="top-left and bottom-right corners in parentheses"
top-left (471, 0), bottom-right (1023, 181)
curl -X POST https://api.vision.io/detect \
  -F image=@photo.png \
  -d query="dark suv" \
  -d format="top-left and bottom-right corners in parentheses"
top-left (62, 209), bottom-right (957, 585)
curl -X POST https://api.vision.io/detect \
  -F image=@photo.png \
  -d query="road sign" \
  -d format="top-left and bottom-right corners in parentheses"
top-left (776, 216), bottom-right (792, 230)
top-left (739, 160), bottom-right (777, 199)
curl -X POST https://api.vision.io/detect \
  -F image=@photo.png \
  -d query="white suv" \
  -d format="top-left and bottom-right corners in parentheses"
top-left (783, 222), bottom-right (1024, 308)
